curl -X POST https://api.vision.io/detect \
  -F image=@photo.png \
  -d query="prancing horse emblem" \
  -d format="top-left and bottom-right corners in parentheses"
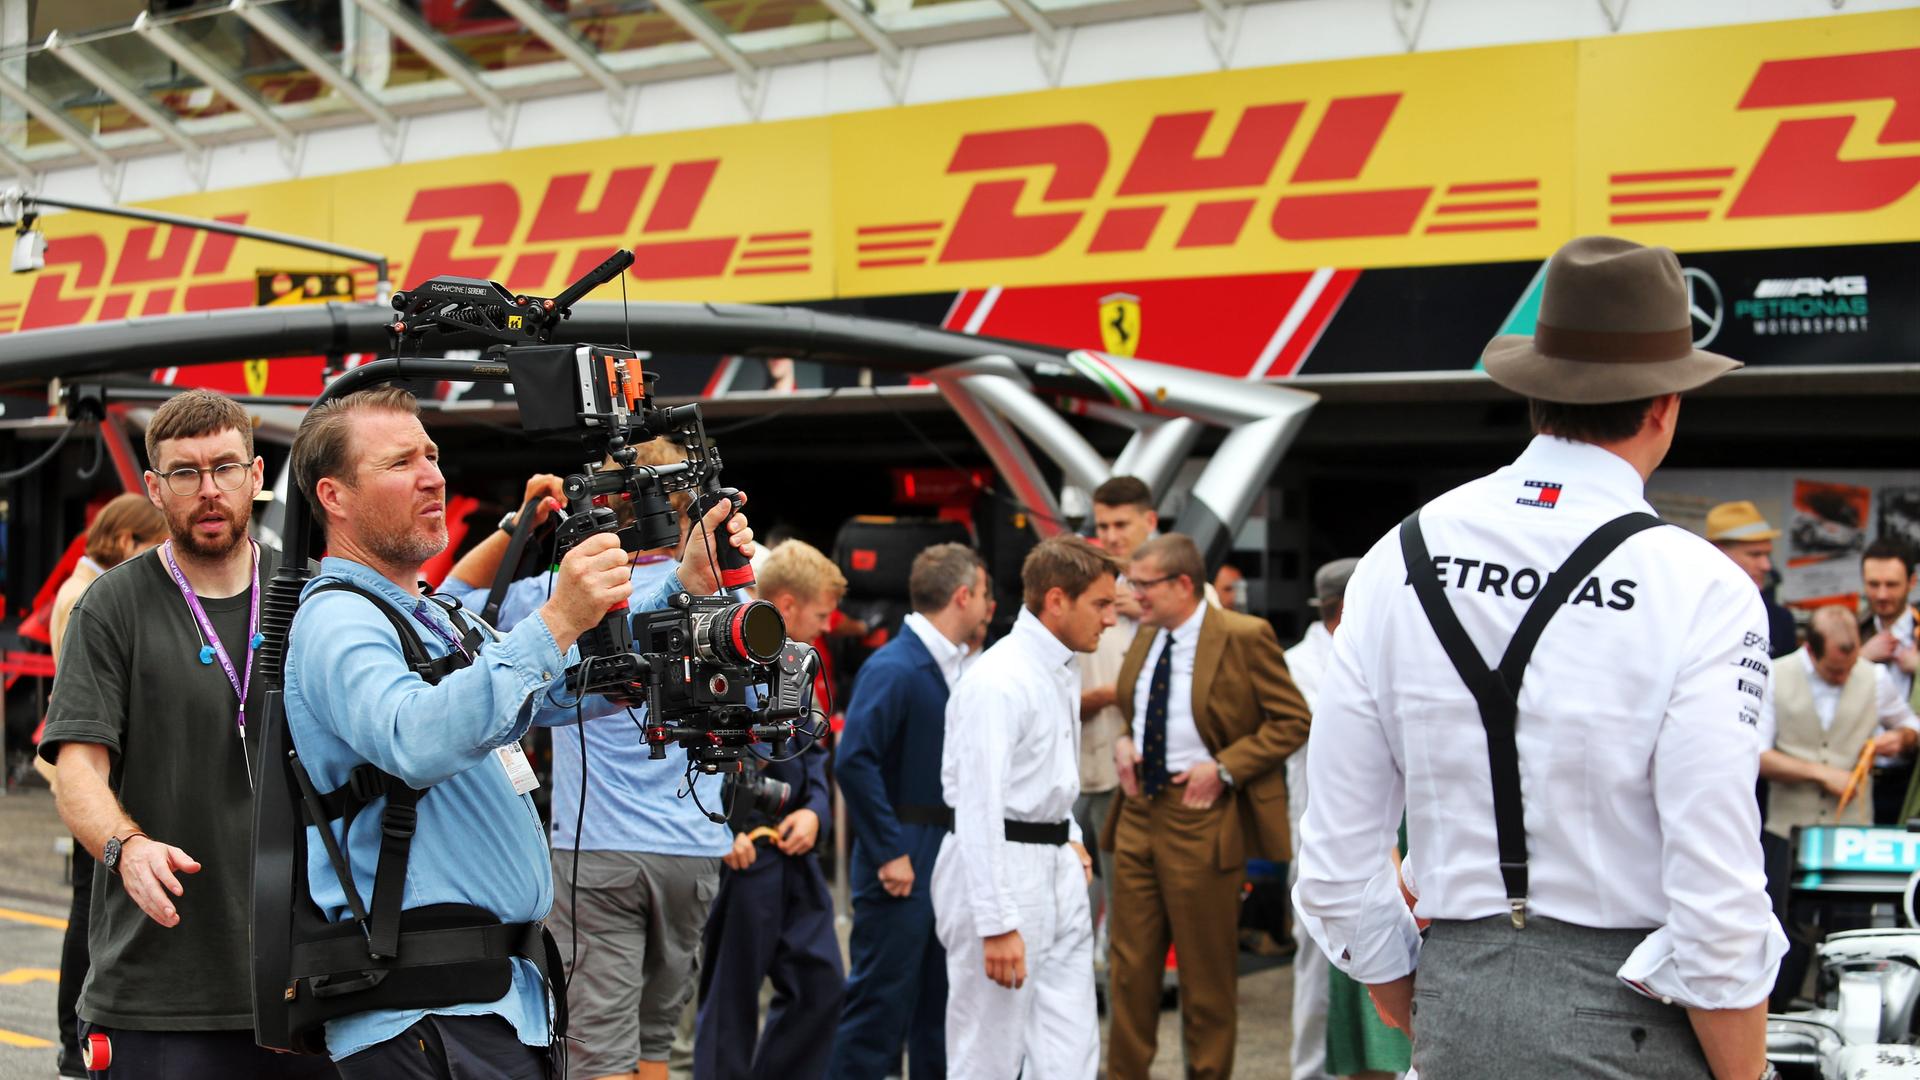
top-left (1098, 292), bottom-right (1141, 357)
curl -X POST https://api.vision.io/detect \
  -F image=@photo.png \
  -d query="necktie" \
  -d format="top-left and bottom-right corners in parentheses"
top-left (1141, 631), bottom-right (1174, 798)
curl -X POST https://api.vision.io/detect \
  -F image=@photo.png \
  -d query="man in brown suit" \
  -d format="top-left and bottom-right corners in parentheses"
top-left (1101, 533), bottom-right (1310, 1079)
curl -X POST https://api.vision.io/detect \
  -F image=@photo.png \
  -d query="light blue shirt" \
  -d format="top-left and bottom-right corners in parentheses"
top-left (440, 562), bottom-right (731, 856)
top-left (284, 556), bottom-right (677, 1059)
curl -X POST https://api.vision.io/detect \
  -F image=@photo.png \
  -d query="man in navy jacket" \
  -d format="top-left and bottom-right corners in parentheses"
top-left (830, 543), bottom-right (993, 1080)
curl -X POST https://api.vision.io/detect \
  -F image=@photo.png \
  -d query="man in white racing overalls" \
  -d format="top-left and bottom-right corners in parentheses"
top-left (932, 535), bottom-right (1115, 1080)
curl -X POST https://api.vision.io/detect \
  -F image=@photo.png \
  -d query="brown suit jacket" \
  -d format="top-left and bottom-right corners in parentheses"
top-left (1099, 603), bottom-right (1311, 869)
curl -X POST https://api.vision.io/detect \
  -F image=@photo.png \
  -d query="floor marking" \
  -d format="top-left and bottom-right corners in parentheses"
top-left (0, 907), bottom-right (66, 931)
top-left (0, 1028), bottom-right (53, 1049)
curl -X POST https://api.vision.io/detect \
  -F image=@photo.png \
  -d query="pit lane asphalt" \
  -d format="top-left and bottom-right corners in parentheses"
top-left (0, 782), bottom-right (1296, 1079)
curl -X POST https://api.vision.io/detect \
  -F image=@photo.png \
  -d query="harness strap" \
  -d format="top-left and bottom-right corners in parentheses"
top-left (1398, 509), bottom-right (1665, 928)
top-left (301, 581), bottom-right (481, 960)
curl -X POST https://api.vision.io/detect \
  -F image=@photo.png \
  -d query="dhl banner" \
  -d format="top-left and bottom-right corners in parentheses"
top-left (3, 8), bottom-right (1916, 341)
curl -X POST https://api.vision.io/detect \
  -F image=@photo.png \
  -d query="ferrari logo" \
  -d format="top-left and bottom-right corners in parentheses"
top-left (507, 315), bottom-right (523, 329)
top-left (1098, 293), bottom-right (1141, 357)
top-left (243, 359), bottom-right (269, 397)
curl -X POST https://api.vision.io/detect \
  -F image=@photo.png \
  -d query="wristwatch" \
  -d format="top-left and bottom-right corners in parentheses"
top-left (497, 510), bottom-right (520, 534)
top-left (102, 831), bottom-right (145, 876)
top-left (1216, 762), bottom-right (1235, 789)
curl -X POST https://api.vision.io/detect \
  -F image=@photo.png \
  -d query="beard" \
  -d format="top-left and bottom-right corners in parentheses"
top-left (166, 497), bottom-right (250, 560)
top-left (361, 511), bottom-right (449, 571)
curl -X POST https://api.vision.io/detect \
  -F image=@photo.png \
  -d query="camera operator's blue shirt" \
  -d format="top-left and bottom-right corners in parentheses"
top-left (440, 561), bottom-right (732, 856)
top-left (284, 556), bottom-right (679, 1060)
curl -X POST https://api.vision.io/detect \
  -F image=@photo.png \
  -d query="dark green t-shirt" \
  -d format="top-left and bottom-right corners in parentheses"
top-left (40, 543), bottom-right (280, 1031)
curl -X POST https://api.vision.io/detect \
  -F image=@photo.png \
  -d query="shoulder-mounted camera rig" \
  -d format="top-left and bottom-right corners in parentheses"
top-left (252, 250), bottom-right (821, 1054)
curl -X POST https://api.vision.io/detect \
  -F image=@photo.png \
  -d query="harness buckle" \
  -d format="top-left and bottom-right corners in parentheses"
top-left (347, 764), bottom-right (386, 803)
top-left (1509, 898), bottom-right (1527, 930)
top-left (381, 801), bottom-right (418, 841)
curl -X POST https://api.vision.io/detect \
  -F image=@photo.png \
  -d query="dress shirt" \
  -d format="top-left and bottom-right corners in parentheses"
top-left (905, 611), bottom-right (970, 689)
top-left (1130, 602), bottom-right (1211, 776)
top-left (940, 606), bottom-right (1085, 937)
top-left (1078, 593), bottom-right (1138, 794)
top-left (1294, 435), bottom-right (1785, 1012)
top-left (286, 556), bottom-right (675, 1058)
top-left (1871, 607), bottom-right (1918, 701)
top-left (1755, 649), bottom-right (1919, 747)
top-left (1282, 619), bottom-right (1334, 846)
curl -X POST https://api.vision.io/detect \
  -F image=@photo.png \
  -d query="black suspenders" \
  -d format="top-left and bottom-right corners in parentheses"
top-left (1398, 509), bottom-right (1666, 928)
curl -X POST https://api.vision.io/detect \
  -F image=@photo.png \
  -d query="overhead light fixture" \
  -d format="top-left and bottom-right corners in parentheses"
top-left (12, 211), bottom-right (45, 273)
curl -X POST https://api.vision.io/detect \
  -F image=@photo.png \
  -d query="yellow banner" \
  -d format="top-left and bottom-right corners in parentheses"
top-left (2, 8), bottom-right (1915, 334)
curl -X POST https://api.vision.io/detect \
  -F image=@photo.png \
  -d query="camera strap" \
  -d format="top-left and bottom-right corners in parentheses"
top-left (1398, 508), bottom-right (1665, 929)
top-left (484, 496), bottom-right (549, 626)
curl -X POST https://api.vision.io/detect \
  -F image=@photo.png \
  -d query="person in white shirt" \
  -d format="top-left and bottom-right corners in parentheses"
top-left (1758, 605), bottom-right (1919, 834)
top-left (1294, 236), bottom-right (1785, 1080)
top-left (1075, 476), bottom-right (1156, 926)
top-left (1284, 557), bottom-right (1367, 1080)
top-left (932, 535), bottom-right (1112, 1080)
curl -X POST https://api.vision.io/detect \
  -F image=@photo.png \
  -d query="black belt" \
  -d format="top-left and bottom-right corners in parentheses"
top-left (895, 805), bottom-right (1070, 845)
top-left (898, 804), bottom-right (953, 830)
top-left (1003, 819), bottom-right (1070, 845)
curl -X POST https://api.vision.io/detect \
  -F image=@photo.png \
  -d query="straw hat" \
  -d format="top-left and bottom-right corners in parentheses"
top-left (1705, 501), bottom-right (1781, 543)
top-left (1482, 236), bottom-right (1741, 404)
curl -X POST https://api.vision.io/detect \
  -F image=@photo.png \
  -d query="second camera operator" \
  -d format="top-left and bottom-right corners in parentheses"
top-left (282, 388), bottom-right (752, 1077)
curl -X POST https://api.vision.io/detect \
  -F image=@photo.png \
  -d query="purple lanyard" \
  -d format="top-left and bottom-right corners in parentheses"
top-left (411, 601), bottom-right (471, 661)
top-left (161, 539), bottom-right (261, 738)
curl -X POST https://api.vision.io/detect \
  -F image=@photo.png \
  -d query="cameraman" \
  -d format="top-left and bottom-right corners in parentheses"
top-left (283, 389), bottom-right (752, 1077)
top-left (693, 540), bottom-right (846, 1080)
top-left (439, 445), bottom-right (734, 1080)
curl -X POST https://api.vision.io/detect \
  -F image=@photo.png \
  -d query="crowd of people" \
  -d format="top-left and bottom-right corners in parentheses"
top-left (27, 232), bottom-right (1911, 1080)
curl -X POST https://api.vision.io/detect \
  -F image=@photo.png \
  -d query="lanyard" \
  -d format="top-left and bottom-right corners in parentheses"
top-left (161, 539), bottom-right (261, 739)
top-left (410, 601), bottom-right (471, 661)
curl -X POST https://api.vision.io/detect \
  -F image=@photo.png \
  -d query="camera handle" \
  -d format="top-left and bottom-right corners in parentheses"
top-left (690, 487), bottom-right (755, 590)
top-left (553, 500), bottom-right (635, 661)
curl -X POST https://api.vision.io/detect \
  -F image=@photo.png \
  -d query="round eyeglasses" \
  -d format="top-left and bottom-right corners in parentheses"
top-left (157, 462), bottom-right (250, 497)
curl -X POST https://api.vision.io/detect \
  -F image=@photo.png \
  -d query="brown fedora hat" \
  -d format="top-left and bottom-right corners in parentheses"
top-left (1482, 236), bottom-right (1741, 404)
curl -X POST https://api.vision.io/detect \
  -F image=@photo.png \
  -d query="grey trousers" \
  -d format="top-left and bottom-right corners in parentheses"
top-left (1411, 915), bottom-right (1711, 1080)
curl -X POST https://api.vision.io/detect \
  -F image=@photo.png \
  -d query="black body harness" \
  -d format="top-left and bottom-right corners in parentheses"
top-left (271, 581), bottom-right (566, 1054)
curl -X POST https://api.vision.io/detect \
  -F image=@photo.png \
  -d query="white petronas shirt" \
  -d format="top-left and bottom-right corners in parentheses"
top-left (1293, 434), bottom-right (1787, 1011)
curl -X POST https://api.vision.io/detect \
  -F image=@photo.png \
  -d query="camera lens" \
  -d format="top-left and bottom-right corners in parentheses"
top-left (693, 600), bottom-right (785, 666)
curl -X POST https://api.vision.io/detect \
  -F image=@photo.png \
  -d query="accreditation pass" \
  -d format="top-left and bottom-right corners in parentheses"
top-left (498, 743), bottom-right (540, 795)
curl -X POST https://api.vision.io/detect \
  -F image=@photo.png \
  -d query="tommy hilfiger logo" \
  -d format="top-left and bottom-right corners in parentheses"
top-left (1517, 480), bottom-right (1563, 509)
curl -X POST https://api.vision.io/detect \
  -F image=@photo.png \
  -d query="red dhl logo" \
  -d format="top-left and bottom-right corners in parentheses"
top-left (402, 160), bottom-right (811, 289)
top-left (13, 217), bottom-right (261, 333)
top-left (856, 92), bottom-right (1489, 268)
top-left (5, 157), bottom-right (812, 334)
top-left (1605, 48), bottom-right (1919, 226)
top-left (856, 46), bottom-right (1920, 267)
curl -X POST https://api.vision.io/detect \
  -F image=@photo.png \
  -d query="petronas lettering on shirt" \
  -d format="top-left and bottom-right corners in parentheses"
top-left (1404, 554), bottom-right (1638, 611)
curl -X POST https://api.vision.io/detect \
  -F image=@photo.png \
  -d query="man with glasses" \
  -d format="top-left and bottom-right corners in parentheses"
top-left (1103, 534), bottom-right (1309, 1080)
top-left (40, 390), bottom-right (339, 1078)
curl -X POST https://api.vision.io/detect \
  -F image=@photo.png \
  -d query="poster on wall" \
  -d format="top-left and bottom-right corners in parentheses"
top-left (1781, 480), bottom-right (1873, 605)
top-left (1880, 487), bottom-right (1920, 557)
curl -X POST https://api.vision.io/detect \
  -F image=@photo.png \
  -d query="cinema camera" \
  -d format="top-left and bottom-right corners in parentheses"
top-left (387, 250), bottom-right (825, 806)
